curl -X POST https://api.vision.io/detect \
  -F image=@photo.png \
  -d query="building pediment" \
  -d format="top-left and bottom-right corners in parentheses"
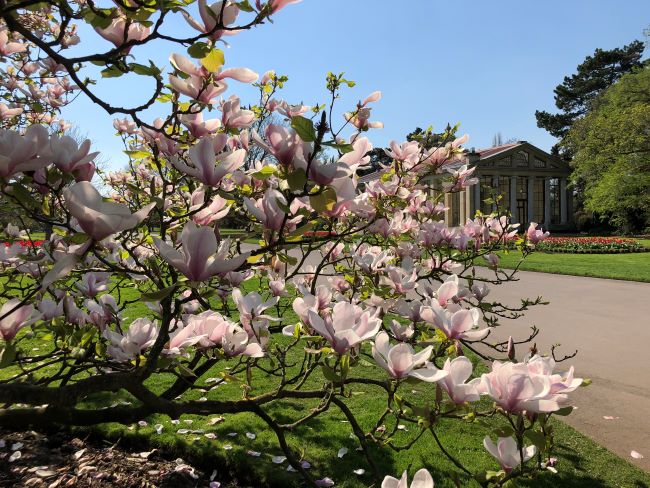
top-left (470, 141), bottom-right (571, 175)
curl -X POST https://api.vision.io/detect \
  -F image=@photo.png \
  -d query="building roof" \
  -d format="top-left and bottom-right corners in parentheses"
top-left (357, 140), bottom-right (569, 183)
top-left (473, 142), bottom-right (522, 158)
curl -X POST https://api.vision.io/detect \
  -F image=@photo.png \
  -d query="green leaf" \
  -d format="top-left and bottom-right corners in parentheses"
top-left (323, 141), bottom-right (354, 153)
top-left (129, 62), bottom-right (161, 77)
top-left (321, 365), bottom-right (341, 383)
top-left (291, 115), bottom-right (317, 142)
top-left (68, 232), bottom-right (90, 245)
top-left (554, 406), bottom-right (575, 416)
top-left (236, 0), bottom-right (254, 12)
top-left (287, 168), bottom-right (307, 191)
top-left (124, 149), bottom-right (151, 160)
top-left (524, 430), bottom-right (547, 452)
top-left (187, 42), bottom-right (211, 59)
top-left (0, 343), bottom-right (16, 369)
top-left (200, 48), bottom-right (225, 73)
top-left (287, 222), bottom-right (314, 239)
top-left (101, 66), bottom-right (124, 78)
top-left (309, 187), bottom-right (337, 213)
top-left (141, 285), bottom-right (177, 301)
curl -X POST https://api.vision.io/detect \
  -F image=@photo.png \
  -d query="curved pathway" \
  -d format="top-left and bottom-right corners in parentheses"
top-left (478, 270), bottom-right (650, 471)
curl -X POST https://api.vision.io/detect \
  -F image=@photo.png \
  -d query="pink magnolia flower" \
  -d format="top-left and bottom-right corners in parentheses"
top-left (389, 319), bottom-right (414, 341)
top-left (154, 221), bottom-right (248, 282)
top-left (169, 73), bottom-right (228, 104)
top-left (525, 355), bottom-right (582, 397)
top-left (420, 305), bottom-right (490, 341)
top-left (104, 318), bottom-right (158, 362)
top-left (37, 298), bottom-right (63, 321)
top-left (294, 155), bottom-right (348, 186)
top-left (190, 189), bottom-right (230, 226)
top-left (483, 253), bottom-right (499, 270)
top-left (0, 299), bottom-right (40, 342)
top-left (44, 135), bottom-right (98, 178)
top-left (381, 469), bottom-right (434, 488)
top-left (75, 272), bottom-right (110, 298)
top-left (95, 18), bottom-right (150, 49)
top-left (372, 332), bottom-right (447, 382)
top-left (222, 323), bottom-right (264, 358)
top-left (269, 279), bottom-right (288, 297)
top-left (221, 95), bottom-right (255, 129)
top-left (167, 311), bottom-right (233, 352)
top-left (344, 107), bottom-right (383, 130)
top-left (169, 53), bottom-right (258, 83)
top-left (526, 222), bottom-right (550, 245)
top-left (0, 103), bottom-right (22, 120)
top-left (113, 118), bottom-right (137, 134)
top-left (307, 302), bottom-right (381, 354)
top-left (353, 244), bottom-right (391, 273)
top-left (483, 436), bottom-right (536, 472)
top-left (173, 136), bottom-right (246, 187)
top-left (258, 0), bottom-right (301, 14)
top-left (385, 261), bottom-right (418, 295)
top-left (0, 29), bottom-right (27, 56)
top-left (438, 356), bottom-right (481, 404)
top-left (232, 288), bottom-right (278, 328)
top-left (276, 100), bottom-right (311, 118)
top-left (478, 361), bottom-right (562, 413)
top-left (243, 188), bottom-right (289, 231)
top-left (470, 282), bottom-right (490, 301)
top-left (291, 286), bottom-right (331, 326)
top-left (443, 165), bottom-right (478, 192)
top-left (180, 111), bottom-right (222, 138)
top-left (182, 0), bottom-right (240, 40)
top-left (433, 276), bottom-right (462, 308)
top-left (63, 182), bottom-right (156, 241)
top-left (252, 124), bottom-right (303, 166)
top-left (0, 125), bottom-right (50, 178)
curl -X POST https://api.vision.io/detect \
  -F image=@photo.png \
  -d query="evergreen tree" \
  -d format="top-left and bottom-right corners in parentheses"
top-left (535, 40), bottom-right (646, 157)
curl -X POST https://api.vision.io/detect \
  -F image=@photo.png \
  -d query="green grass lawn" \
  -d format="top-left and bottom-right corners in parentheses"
top-left (2, 243), bottom-right (650, 486)
top-left (3, 282), bottom-right (649, 488)
top-left (494, 248), bottom-right (650, 282)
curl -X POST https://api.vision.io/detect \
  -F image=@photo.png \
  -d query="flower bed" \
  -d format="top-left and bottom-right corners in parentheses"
top-left (536, 237), bottom-right (647, 254)
top-left (3, 240), bottom-right (44, 248)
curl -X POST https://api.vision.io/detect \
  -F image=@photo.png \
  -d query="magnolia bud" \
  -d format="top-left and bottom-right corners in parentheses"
top-left (507, 336), bottom-right (515, 361)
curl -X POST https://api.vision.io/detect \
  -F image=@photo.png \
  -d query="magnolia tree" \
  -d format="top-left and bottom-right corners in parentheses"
top-left (0, 1), bottom-right (581, 486)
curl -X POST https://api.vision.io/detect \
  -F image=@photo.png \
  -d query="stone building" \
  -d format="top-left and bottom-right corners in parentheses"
top-left (360, 141), bottom-right (573, 230)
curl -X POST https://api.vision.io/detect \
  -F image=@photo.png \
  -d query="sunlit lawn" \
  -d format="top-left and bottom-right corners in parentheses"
top-left (2, 280), bottom-right (650, 487)
top-left (494, 245), bottom-right (650, 282)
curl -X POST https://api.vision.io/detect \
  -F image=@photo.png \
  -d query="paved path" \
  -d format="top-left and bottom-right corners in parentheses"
top-left (475, 270), bottom-right (650, 471)
top-left (245, 245), bottom-right (650, 469)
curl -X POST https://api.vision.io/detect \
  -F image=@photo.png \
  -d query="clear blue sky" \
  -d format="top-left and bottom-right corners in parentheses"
top-left (62, 0), bottom-right (650, 170)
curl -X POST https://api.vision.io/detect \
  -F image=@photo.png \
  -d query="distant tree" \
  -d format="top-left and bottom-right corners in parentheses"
top-left (564, 67), bottom-right (650, 232)
top-left (536, 40), bottom-right (646, 158)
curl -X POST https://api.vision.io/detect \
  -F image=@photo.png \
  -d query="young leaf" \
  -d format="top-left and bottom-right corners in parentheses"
top-left (291, 116), bottom-right (316, 142)
top-left (201, 48), bottom-right (225, 73)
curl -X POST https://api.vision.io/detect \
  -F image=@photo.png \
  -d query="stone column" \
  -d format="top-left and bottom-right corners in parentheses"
top-left (444, 192), bottom-right (452, 226)
top-left (473, 181), bottom-right (481, 216)
top-left (465, 187), bottom-right (472, 220)
top-left (510, 176), bottom-right (518, 223)
top-left (544, 177), bottom-right (551, 226)
top-left (527, 176), bottom-right (535, 223)
top-left (459, 190), bottom-right (466, 223)
top-left (560, 178), bottom-right (568, 224)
